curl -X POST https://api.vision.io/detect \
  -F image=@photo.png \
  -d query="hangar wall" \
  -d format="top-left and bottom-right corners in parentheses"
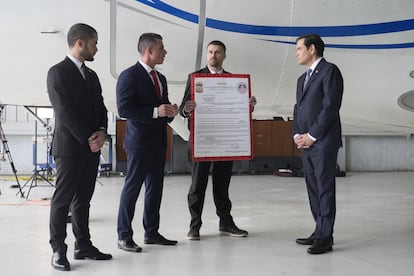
top-left (1, 106), bottom-right (413, 175)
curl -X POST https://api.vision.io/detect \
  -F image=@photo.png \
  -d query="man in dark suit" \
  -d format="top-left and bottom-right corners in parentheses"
top-left (293, 34), bottom-right (344, 254)
top-left (47, 23), bottom-right (112, 271)
top-left (179, 40), bottom-right (256, 240)
top-left (116, 33), bottom-right (178, 252)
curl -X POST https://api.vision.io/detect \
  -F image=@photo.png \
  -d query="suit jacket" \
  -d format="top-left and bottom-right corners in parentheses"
top-left (116, 61), bottom-right (173, 150)
top-left (293, 58), bottom-right (343, 149)
top-left (47, 57), bottom-right (108, 157)
top-left (179, 66), bottom-right (230, 129)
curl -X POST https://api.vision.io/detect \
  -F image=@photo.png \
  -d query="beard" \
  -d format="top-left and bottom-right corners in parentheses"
top-left (80, 48), bottom-right (95, 62)
top-left (84, 55), bottom-right (94, 62)
top-left (208, 59), bottom-right (220, 67)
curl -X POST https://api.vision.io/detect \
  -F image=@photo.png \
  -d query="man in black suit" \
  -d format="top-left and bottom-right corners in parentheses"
top-left (116, 33), bottom-right (178, 252)
top-left (293, 34), bottom-right (344, 254)
top-left (47, 23), bottom-right (112, 271)
top-left (179, 40), bottom-right (256, 240)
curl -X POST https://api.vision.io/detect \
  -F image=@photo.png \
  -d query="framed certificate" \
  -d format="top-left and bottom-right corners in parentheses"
top-left (190, 73), bottom-right (253, 161)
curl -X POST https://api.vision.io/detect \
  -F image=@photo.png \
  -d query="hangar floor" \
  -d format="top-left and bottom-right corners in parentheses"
top-left (0, 172), bottom-right (413, 275)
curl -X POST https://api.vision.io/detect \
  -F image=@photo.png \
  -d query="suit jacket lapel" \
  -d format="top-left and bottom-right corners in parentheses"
top-left (299, 58), bottom-right (326, 100)
top-left (135, 62), bottom-right (162, 102)
top-left (64, 57), bottom-right (88, 84)
top-left (201, 67), bottom-right (210, 73)
top-left (135, 62), bottom-right (153, 86)
top-left (298, 73), bottom-right (307, 102)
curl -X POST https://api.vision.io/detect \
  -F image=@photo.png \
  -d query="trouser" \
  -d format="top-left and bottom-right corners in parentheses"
top-left (49, 154), bottom-right (99, 252)
top-left (188, 160), bottom-right (235, 229)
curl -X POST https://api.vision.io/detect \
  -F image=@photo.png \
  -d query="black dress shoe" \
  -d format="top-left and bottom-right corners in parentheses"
top-left (219, 225), bottom-right (248, 237)
top-left (307, 239), bottom-right (333, 254)
top-left (296, 233), bottom-right (315, 245)
top-left (144, 233), bottom-right (178, 245)
top-left (51, 251), bottom-right (70, 271)
top-left (118, 239), bottom-right (142, 252)
top-left (74, 245), bottom-right (112, 260)
top-left (187, 228), bottom-right (200, 240)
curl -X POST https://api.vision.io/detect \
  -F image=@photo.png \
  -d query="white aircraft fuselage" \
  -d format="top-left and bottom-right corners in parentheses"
top-left (1, 0), bottom-right (413, 136)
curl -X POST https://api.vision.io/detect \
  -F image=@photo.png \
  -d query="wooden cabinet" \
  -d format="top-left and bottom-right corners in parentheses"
top-left (115, 119), bottom-right (299, 164)
top-left (252, 119), bottom-right (301, 158)
top-left (251, 120), bottom-right (273, 156)
top-left (115, 120), bottom-right (172, 161)
top-left (115, 119), bottom-right (127, 162)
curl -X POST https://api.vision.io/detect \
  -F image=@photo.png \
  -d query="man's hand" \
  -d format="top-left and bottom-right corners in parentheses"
top-left (88, 130), bottom-right (106, 152)
top-left (183, 100), bottom-right (196, 114)
top-left (294, 133), bottom-right (314, 149)
top-left (250, 96), bottom-right (257, 106)
top-left (249, 96), bottom-right (257, 111)
top-left (158, 103), bottom-right (179, 117)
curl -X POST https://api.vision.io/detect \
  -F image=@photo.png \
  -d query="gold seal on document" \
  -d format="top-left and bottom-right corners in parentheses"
top-left (195, 81), bottom-right (203, 93)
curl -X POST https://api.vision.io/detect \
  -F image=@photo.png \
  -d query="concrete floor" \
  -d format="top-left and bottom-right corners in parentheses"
top-left (0, 172), bottom-right (413, 276)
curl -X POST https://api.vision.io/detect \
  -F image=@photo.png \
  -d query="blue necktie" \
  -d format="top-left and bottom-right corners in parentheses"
top-left (303, 68), bottom-right (312, 89)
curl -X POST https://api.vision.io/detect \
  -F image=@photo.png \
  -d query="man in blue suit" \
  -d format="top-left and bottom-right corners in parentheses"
top-left (116, 33), bottom-right (179, 252)
top-left (293, 34), bottom-right (344, 254)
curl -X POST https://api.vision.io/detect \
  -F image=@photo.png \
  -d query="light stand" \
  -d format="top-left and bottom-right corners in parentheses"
top-left (20, 107), bottom-right (55, 199)
top-left (0, 105), bottom-right (25, 197)
top-left (43, 118), bottom-right (55, 180)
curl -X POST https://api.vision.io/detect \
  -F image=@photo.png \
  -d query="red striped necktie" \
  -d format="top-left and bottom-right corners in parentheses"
top-left (150, 70), bottom-right (161, 100)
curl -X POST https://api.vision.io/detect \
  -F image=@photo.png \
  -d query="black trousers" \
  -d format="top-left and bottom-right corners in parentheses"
top-left (188, 160), bottom-right (235, 230)
top-left (301, 144), bottom-right (338, 240)
top-left (49, 154), bottom-right (99, 252)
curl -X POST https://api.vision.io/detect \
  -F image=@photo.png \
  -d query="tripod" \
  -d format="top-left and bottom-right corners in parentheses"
top-left (20, 119), bottom-right (55, 199)
top-left (0, 106), bottom-right (25, 197)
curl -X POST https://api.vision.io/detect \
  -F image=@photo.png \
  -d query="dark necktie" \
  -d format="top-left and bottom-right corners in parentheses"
top-left (81, 63), bottom-right (96, 115)
top-left (303, 68), bottom-right (312, 89)
top-left (150, 70), bottom-right (161, 100)
top-left (81, 63), bottom-right (88, 80)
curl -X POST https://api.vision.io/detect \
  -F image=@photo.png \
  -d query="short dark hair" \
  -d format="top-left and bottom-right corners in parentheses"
top-left (296, 34), bottom-right (325, 57)
top-left (207, 40), bottom-right (226, 53)
top-left (138, 33), bottom-right (163, 54)
top-left (67, 23), bottom-right (97, 48)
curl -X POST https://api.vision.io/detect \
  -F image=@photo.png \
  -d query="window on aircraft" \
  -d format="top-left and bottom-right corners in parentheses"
top-left (398, 90), bottom-right (414, 112)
